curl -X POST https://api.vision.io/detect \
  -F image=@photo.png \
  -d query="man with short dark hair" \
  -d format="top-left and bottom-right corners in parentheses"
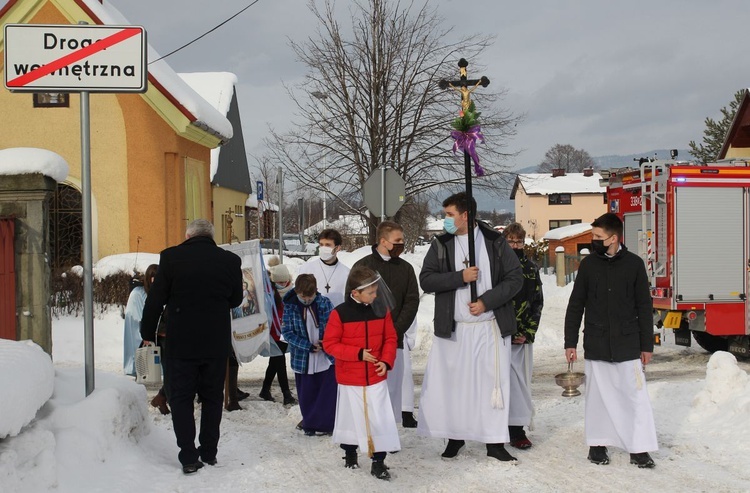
top-left (565, 212), bottom-right (658, 468)
top-left (418, 193), bottom-right (523, 462)
top-left (297, 228), bottom-right (350, 307)
top-left (141, 218), bottom-right (243, 474)
top-left (353, 220), bottom-right (419, 426)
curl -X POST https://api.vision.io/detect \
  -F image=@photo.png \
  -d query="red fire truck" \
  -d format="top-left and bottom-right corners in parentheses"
top-left (603, 156), bottom-right (750, 357)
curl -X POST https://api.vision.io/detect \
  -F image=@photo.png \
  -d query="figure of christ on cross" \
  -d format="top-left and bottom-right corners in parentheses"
top-left (438, 58), bottom-right (490, 302)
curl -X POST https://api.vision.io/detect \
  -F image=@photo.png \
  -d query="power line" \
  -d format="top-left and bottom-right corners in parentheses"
top-left (148, 0), bottom-right (262, 65)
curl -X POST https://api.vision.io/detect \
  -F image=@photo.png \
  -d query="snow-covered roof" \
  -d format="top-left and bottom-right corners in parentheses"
top-left (512, 172), bottom-right (604, 197)
top-left (305, 215), bottom-right (369, 236)
top-left (0, 147), bottom-right (68, 182)
top-left (543, 222), bottom-right (592, 241)
top-left (246, 194), bottom-right (279, 212)
top-left (179, 72), bottom-right (238, 180)
top-left (67, 1), bottom-right (233, 141)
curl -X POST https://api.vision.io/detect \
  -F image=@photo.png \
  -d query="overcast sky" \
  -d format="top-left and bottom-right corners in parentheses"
top-left (109, 0), bottom-right (750, 174)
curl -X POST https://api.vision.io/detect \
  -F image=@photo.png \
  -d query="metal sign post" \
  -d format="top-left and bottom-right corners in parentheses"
top-left (277, 167), bottom-right (283, 263)
top-left (5, 23), bottom-right (147, 396)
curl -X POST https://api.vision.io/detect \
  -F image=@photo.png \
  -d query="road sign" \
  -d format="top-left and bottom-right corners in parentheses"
top-left (256, 181), bottom-right (264, 201)
top-left (363, 167), bottom-right (406, 218)
top-left (4, 24), bottom-right (147, 93)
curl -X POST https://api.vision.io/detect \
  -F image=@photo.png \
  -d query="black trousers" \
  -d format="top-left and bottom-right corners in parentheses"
top-left (168, 357), bottom-right (226, 465)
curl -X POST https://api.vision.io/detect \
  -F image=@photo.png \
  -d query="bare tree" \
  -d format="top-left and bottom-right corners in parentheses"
top-left (537, 144), bottom-right (595, 173)
top-left (267, 0), bottom-right (520, 242)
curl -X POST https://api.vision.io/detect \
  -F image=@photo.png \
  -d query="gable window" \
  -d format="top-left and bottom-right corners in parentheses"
top-left (549, 219), bottom-right (582, 230)
top-left (33, 93), bottom-right (69, 108)
top-left (549, 193), bottom-right (571, 205)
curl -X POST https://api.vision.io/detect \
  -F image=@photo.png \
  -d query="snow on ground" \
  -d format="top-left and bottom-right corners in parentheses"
top-left (2, 246), bottom-right (750, 492)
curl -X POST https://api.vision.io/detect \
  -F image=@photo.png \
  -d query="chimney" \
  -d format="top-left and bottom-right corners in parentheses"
top-left (583, 167), bottom-right (594, 177)
top-left (551, 168), bottom-right (566, 177)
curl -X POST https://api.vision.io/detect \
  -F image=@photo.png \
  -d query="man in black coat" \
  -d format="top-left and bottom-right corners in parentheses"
top-left (564, 212), bottom-right (657, 469)
top-left (141, 219), bottom-right (243, 474)
top-left (353, 220), bottom-right (419, 426)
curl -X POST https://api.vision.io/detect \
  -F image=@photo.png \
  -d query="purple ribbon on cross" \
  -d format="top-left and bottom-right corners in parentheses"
top-left (451, 125), bottom-right (485, 176)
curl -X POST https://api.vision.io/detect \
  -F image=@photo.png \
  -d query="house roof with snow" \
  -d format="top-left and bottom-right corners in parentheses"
top-left (180, 72), bottom-right (252, 193)
top-left (246, 194), bottom-right (278, 212)
top-left (542, 222), bottom-right (592, 241)
top-left (510, 172), bottom-right (604, 199)
top-left (305, 215), bottom-right (369, 236)
top-left (0, 0), bottom-right (233, 146)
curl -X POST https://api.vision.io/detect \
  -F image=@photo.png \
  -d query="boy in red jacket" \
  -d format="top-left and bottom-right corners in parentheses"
top-left (323, 266), bottom-right (399, 480)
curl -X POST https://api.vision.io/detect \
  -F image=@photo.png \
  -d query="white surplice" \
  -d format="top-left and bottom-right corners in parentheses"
top-left (332, 381), bottom-right (401, 453)
top-left (296, 259), bottom-right (350, 307)
top-left (508, 344), bottom-right (534, 427)
top-left (417, 227), bottom-right (512, 443)
top-left (584, 359), bottom-right (658, 453)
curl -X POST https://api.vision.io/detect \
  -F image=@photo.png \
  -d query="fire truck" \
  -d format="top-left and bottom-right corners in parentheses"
top-left (603, 154), bottom-right (750, 357)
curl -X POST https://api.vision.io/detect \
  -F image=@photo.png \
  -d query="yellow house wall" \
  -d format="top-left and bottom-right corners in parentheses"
top-left (1, 1), bottom-right (215, 258)
top-left (514, 188), bottom-right (606, 240)
top-left (212, 188), bottom-right (248, 244)
top-left (724, 146), bottom-right (750, 159)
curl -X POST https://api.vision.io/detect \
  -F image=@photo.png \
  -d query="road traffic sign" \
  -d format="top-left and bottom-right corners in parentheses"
top-left (363, 167), bottom-right (406, 218)
top-left (4, 24), bottom-right (147, 93)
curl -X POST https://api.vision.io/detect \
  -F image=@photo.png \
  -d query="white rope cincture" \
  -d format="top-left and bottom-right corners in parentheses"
top-left (635, 361), bottom-right (643, 390)
top-left (491, 321), bottom-right (504, 409)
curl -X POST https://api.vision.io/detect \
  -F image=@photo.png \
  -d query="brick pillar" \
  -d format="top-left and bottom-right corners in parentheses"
top-left (0, 174), bottom-right (56, 354)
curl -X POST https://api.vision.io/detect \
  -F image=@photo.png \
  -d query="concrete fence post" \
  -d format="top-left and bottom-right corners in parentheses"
top-left (555, 246), bottom-right (566, 287)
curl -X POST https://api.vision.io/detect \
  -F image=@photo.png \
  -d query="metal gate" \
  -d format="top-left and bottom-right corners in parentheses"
top-left (0, 218), bottom-right (16, 340)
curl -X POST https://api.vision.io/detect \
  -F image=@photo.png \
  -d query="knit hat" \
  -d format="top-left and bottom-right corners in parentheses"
top-left (267, 256), bottom-right (291, 283)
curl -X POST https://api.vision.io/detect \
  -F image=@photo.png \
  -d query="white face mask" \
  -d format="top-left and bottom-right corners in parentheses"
top-left (319, 245), bottom-right (336, 262)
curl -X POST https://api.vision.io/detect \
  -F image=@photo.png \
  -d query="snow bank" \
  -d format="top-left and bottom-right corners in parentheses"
top-left (93, 253), bottom-right (161, 280)
top-left (0, 147), bottom-right (69, 182)
top-left (0, 340), bottom-right (54, 439)
top-left (691, 351), bottom-right (750, 418)
top-left (0, 369), bottom-right (152, 492)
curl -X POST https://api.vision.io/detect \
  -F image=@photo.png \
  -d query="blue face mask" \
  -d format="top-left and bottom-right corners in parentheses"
top-left (444, 217), bottom-right (458, 235)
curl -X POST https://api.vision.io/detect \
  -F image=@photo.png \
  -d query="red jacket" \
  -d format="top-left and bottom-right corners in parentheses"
top-left (323, 298), bottom-right (397, 387)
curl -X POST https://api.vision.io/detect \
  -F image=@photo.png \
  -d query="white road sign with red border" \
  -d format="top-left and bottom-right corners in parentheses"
top-left (4, 24), bottom-right (147, 93)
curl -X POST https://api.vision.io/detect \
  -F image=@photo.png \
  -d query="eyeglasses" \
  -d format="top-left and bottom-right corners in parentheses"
top-left (507, 239), bottom-right (524, 246)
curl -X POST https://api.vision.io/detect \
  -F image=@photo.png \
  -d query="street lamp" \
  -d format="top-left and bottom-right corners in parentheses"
top-left (311, 90), bottom-right (328, 231)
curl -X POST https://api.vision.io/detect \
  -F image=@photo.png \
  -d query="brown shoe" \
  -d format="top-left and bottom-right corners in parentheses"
top-left (150, 390), bottom-right (170, 415)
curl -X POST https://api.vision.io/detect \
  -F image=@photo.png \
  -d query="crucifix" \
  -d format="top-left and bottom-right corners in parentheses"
top-left (439, 58), bottom-right (490, 302)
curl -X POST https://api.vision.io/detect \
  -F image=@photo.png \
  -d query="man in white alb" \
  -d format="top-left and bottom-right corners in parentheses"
top-left (565, 212), bottom-right (658, 468)
top-left (297, 229), bottom-right (350, 308)
top-left (418, 192), bottom-right (523, 462)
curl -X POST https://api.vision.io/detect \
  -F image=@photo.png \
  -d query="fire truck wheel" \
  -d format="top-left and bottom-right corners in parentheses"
top-left (692, 331), bottom-right (729, 354)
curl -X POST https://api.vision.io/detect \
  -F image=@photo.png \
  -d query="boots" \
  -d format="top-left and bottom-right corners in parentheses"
top-left (401, 411), bottom-right (417, 428)
top-left (259, 388), bottom-right (275, 402)
top-left (283, 392), bottom-right (297, 406)
top-left (370, 460), bottom-right (391, 480)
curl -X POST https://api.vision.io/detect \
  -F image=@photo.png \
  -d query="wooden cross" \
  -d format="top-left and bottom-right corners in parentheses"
top-left (439, 58), bottom-right (490, 302)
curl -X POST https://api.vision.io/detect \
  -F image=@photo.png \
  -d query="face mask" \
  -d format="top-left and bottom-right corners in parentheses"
top-left (513, 248), bottom-right (524, 259)
top-left (318, 245), bottom-right (336, 262)
top-left (591, 235), bottom-right (613, 255)
top-left (444, 217), bottom-right (458, 235)
top-left (297, 295), bottom-right (314, 306)
top-left (274, 282), bottom-right (288, 291)
top-left (388, 242), bottom-right (405, 259)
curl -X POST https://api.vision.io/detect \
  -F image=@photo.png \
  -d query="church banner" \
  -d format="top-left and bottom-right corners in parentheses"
top-left (222, 240), bottom-right (270, 363)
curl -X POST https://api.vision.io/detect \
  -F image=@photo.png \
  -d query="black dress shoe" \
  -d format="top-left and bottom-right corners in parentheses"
top-left (182, 461), bottom-right (204, 474)
top-left (202, 457), bottom-right (217, 466)
top-left (588, 446), bottom-right (610, 465)
top-left (401, 412), bottom-right (418, 428)
top-left (630, 452), bottom-right (655, 468)
top-left (441, 439), bottom-right (465, 459)
top-left (237, 389), bottom-right (250, 401)
top-left (486, 443), bottom-right (518, 463)
top-left (259, 389), bottom-right (275, 402)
